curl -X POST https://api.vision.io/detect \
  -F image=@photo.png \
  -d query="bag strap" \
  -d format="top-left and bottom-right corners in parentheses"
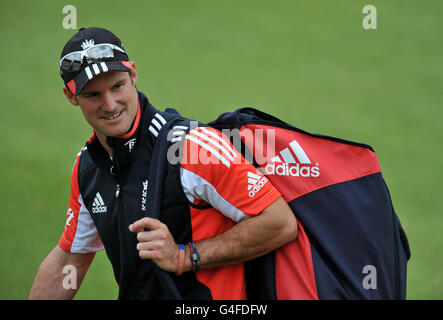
top-left (145, 116), bottom-right (184, 300)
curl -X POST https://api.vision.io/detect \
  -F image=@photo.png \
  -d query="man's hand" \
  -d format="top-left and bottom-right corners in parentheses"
top-left (129, 217), bottom-right (180, 273)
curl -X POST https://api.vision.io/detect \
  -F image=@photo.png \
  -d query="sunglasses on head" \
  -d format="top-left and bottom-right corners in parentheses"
top-left (59, 43), bottom-right (127, 72)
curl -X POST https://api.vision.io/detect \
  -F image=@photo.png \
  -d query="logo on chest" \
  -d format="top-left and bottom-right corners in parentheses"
top-left (124, 138), bottom-right (137, 152)
top-left (92, 192), bottom-right (107, 213)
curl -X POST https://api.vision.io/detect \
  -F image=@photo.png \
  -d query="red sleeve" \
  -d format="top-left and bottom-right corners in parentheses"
top-left (59, 149), bottom-right (103, 253)
top-left (180, 126), bottom-right (281, 221)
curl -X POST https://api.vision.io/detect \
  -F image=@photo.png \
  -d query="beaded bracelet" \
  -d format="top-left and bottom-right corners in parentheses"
top-left (188, 241), bottom-right (200, 272)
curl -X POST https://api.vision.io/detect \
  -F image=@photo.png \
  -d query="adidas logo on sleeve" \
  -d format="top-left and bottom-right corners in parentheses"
top-left (247, 171), bottom-right (269, 198)
top-left (92, 192), bottom-right (107, 213)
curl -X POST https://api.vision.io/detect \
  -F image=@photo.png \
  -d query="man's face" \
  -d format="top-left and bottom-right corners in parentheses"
top-left (68, 67), bottom-right (138, 139)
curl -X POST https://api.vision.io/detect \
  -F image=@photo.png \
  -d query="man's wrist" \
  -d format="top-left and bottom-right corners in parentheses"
top-left (183, 245), bottom-right (193, 272)
top-left (182, 241), bottom-right (201, 273)
top-left (175, 244), bottom-right (185, 276)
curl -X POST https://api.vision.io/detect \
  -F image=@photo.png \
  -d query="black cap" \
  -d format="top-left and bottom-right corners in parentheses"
top-left (60, 27), bottom-right (132, 95)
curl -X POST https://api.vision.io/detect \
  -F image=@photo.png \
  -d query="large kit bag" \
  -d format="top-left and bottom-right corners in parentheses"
top-left (208, 108), bottom-right (411, 299)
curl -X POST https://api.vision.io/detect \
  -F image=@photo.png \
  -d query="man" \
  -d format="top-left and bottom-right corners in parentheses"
top-left (28, 27), bottom-right (297, 299)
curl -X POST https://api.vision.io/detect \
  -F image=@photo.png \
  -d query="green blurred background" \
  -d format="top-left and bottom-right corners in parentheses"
top-left (0, 0), bottom-right (441, 299)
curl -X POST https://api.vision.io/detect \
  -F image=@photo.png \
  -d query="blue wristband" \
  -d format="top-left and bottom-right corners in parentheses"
top-left (176, 244), bottom-right (185, 276)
